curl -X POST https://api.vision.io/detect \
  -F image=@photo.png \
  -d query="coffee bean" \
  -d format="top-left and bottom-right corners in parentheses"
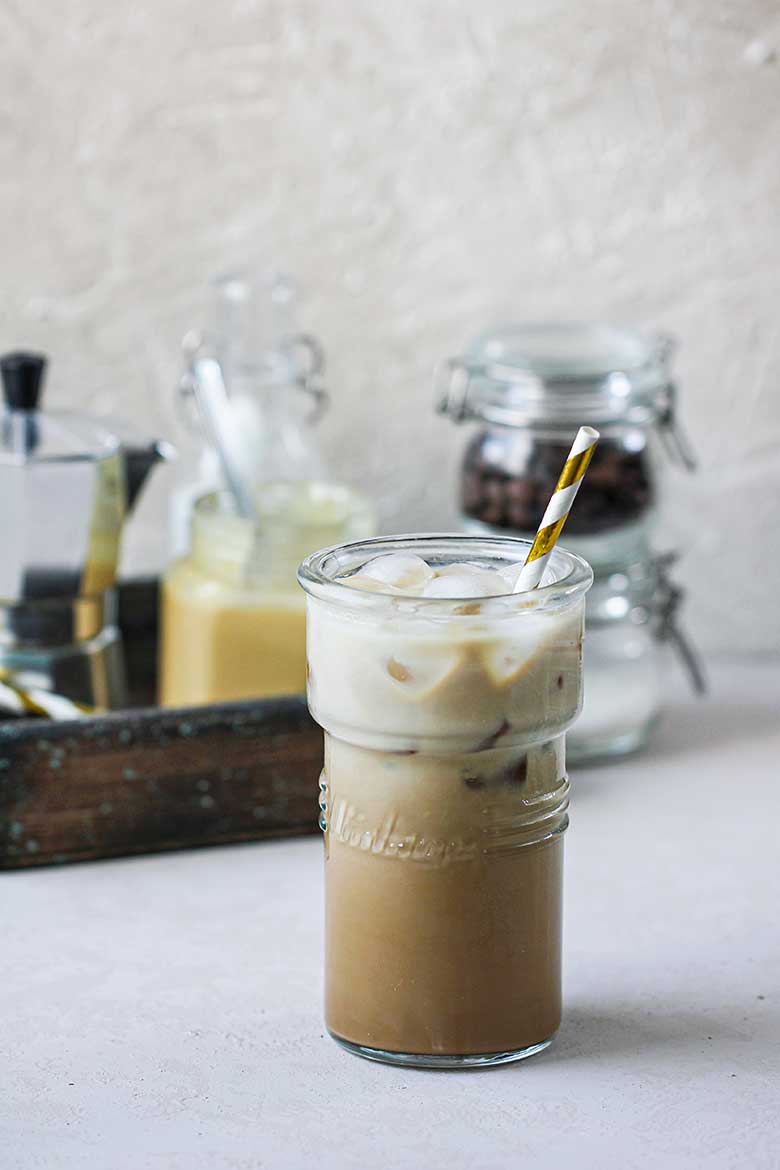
top-left (461, 433), bottom-right (653, 534)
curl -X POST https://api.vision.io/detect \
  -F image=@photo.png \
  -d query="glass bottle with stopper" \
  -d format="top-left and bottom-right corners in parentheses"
top-left (170, 270), bottom-right (333, 554)
top-left (160, 270), bottom-right (374, 707)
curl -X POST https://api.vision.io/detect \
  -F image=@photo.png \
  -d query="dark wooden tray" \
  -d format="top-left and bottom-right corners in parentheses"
top-left (0, 579), bottom-right (322, 869)
top-left (0, 696), bottom-right (322, 869)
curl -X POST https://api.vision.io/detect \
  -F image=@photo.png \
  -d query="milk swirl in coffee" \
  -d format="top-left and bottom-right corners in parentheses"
top-left (299, 537), bottom-right (592, 1067)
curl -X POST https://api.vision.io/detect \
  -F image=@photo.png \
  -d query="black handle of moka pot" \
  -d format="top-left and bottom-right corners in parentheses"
top-left (1, 351), bottom-right (47, 410)
top-left (1, 351), bottom-right (47, 453)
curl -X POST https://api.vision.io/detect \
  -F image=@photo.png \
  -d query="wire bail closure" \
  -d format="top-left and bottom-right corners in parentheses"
top-left (653, 552), bottom-right (706, 694)
top-left (434, 357), bottom-right (473, 422)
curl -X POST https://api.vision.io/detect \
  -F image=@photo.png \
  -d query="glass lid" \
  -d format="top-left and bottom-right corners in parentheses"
top-left (437, 322), bottom-right (674, 427)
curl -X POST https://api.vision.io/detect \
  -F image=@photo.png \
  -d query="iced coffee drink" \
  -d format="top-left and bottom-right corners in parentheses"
top-left (298, 536), bottom-right (592, 1068)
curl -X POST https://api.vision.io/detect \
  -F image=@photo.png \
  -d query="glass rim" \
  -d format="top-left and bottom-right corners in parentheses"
top-left (297, 533), bottom-right (593, 614)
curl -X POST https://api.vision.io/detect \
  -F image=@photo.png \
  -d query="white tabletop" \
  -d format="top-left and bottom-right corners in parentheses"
top-left (4, 658), bottom-right (779, 1170)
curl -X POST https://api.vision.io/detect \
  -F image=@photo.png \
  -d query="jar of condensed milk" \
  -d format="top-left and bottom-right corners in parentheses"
top-left (160, 484), bottom-right (374, 706)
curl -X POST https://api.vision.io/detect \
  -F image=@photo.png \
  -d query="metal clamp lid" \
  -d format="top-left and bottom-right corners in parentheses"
top-left (286, 332), bottom-right (329, 423)
top-left (434, 324), bottom-right (698, 469)
top-left (657, 382), bottom-right (698, 471)
top-left (434, 357), bottom-right (475, 422)
top-left (653, 552), bottom-right (707, 694)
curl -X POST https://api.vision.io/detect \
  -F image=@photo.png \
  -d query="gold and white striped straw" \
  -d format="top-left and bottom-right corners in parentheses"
top-left (513, 425), bottom-right (600, 593)
top-left (0, 667), bottom-right (94, 719)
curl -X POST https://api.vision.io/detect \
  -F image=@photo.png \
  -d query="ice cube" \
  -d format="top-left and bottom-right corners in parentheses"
top-left (340, 574), bottom-right (401, 594)
top-left (497, 561), bottom-right (525, 591)
top-left (361, 553), bottom-right (435, 591)
top-left (499, 559), bottom-right (559, 590)
top-left (439, 559), bottom-right (488, 573)
top-left (480, 618), bottom-right (551, 685)
top-left (423, 569), bottom-right (507, 598)
top-left (382, 648), bottom-right (461, 699)
top-left (436, 562), bottom-right (492, 578)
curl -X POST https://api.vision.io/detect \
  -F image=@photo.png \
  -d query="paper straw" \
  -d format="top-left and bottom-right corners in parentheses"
top-left (513, 425), bottom-right (600, 593)
top-left (0, 668), bottom-right (93, 719)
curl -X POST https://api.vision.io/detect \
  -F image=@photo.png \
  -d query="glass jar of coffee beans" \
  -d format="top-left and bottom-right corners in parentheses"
top-left (436, 322), bottom-right (702, 761)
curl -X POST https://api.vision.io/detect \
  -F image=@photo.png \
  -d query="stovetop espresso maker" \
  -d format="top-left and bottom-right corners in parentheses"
top-left (0, 351), bottom-right (167, 713)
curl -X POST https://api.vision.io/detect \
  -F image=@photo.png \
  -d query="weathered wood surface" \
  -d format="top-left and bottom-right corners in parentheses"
top-left (0, 696), bottom-right (322, 869)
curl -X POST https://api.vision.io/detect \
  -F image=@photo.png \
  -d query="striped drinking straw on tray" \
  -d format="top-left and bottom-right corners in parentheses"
top-left (0, 667), bottom-right (94, 719)
top-left (514, 426), bottom-right (600, 593)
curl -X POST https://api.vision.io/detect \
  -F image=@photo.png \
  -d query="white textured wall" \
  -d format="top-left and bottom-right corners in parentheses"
top-left (2, 1), bottom-right (779, 652)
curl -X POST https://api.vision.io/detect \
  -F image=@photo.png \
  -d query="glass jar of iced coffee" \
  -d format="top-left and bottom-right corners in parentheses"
top-left (436, 323), bottom-right (702, 759)
top-left (160, 483), bottom-right (374, 706)
top-left (299, 535), bottom-right (592, 1068)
